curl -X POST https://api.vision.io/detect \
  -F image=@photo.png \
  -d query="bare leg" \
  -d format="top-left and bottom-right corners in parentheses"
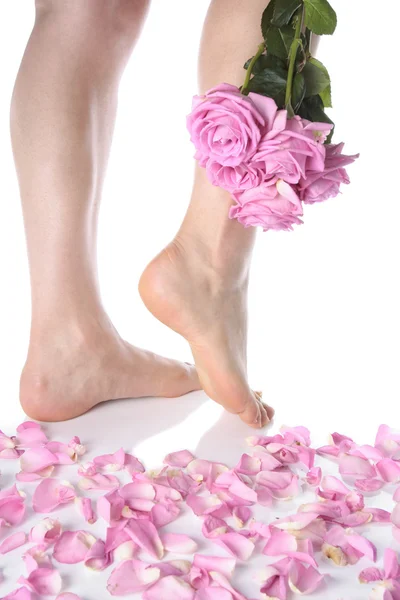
top-left (140, 0), bottom-right (274, 428)
top-left (11, 0), bottom-right (200, 422)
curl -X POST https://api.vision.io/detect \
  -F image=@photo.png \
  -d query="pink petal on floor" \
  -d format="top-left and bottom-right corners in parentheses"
top-left (75, 497), bottom-right (96, 524)
top-left (280, 426), bottom-right (312, 447)
top-left (376, 459), bottom-right (400, 483)
top-left (209, 572), bottom-right (248, 600)
top-left (391, 503), bottom-right (400, 528)
top-left (228, 479), bottom-right (258, 504)
top-left (97, 490), bottom-right (124, 524)
top-left (193, 555), bottom-right (236, 578)
top-left (142, 575), bottom-right (195, 600)
top-left (105, 525), bottom-right (133, 556)
top-left (84, 539), bottom-right (111, 571)
top-left (45, 442), bottom-right (77, 465)
top-left (78, 473), bottom-right (120, 491)
top-left (316, 445), bottom-right (340, 458)
top-left (161, 533), bottom-right (198, 554)
top-left (344, 529), bottom-right (377, 562)
top-left (68, 436), bottom-right (86, 457)
top-left (383, 548), bottom-right (400, 580)
top-left (359, 566), bottom-right (384, 583)
top-left (263, 528), bottom-right (297, 556)
top-left (355, 479), bottom-right (385, 492)
top-left (375, 425), bottom-right (400, 458)
top-left (0, 430), bottom-right (17, 451)
top-left (53, 530), bottom-right (97, 564)
top-left (288, 562), bottom-right (324, 594)
top-left (107, 559), bottom-right (161, 595)
top-left (16, 422), bottom-right (48, 447)
top-left (349, 444), bottom-right (384, 462)
top-left (393, 526), bottom-right (400, 543)
top-left (256, 471), bottom-right (299, 499)
top-left (120, 482), bottom-right (156, 511)
top-left (2, 588), bottom-right (35, 600)
top-left (56, 595), bottom-right (82, 600)
top-left (16, 466), bottom-right (55, 481)
top-left (187, 494), bottom-right (224, 516)
top-left (0, 531), bottom-right (27, 554)
top-left (33, 479), bottom-right (76, 513)
top-left (202, 516), bottom-right (230, 538)
top-left (195, 587), bottom-right (234, 600)
top-left (214, 532), bottom-right (255, 561)
top-left (125, 519), bottom-right (164, 560)
top-left (151, 501), bottom-right (181, 527)
top-left (187, 460), bottom-right (228, 485)
top-left (19, 567), bottom-right (62, 596)
top-left (93, 448), bottom-right (126, 472)
top-left (29, 518), bottom-right (62, 545)
top-left (320, 475), bottom-right (350, 496)
top-left (0, 448), bottom-right (23, 459)
top-left (20, 447), bottom-right (58, 473)
top-left (164, 450), bottom-right (195, 468)
top-left (306, 467), bottom-right (322, 486)
top-left (339, 454), bottom-right (377, 478)
top-left (273, 511), bottom-right (320, 532)
top-left (235, 454), bottom-right (262, 475)
top-left (124, 453), bottom-right (145, 475)
top-left (368, 508), bottom-right (392, 523)
top-left (394, 487), bottom-right (400, 502)
top-left (0, 493), bottom-right (26, 526)
top-left (260, 565), bottom-right (289, 600)
top-left (233, 505), bottom-right (252, 528)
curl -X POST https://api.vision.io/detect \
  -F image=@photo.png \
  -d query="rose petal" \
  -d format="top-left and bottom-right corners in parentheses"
top-left (142, 575), bottom-right (195, 600)
top-left (391, 503), bottom-right (400, 528)
top-left (214, 532), bottom-right (255, 560)
top-left (33, 479), bottom-right (75, 513)
top-left (75, 497), bottom-right (96, 524)
top-left (288, 562), bottom-right (324, 594)
top-left (19, 567), bottom-right (62, 596)
top-left (20, 447), bottom-right (58, 473)
top-left (376, 459), bottom-right (400, 483)
top-left (125, 519), bottom-right (164, 560)
top-left (164, 450), bottom-right (195, 468)
top-left (78, 473), bottom-right (120, 491)
top-left (29, 518), bottom-right (62, 545)
top-left (53, 530), bottom-right (97, 564)
top-left (339, 454), bottom-right (377, 478)
top-left (84, 539), bottom-right (110, 571)
top-left (1, 588), bottom-right (35, 600)
top-left (355, 479), bottom-right (385, 492)
top-left (56, 595), bottom-right (82, 600)
top-left (94, 448), bottom-right (126, 472)
top-left (0, 531), bottom-right (27, 554)
top-left (97, 490), bottom-right (124, 524)
top-left (107, 559), bottom-right (161, 595)
top-left (193, 555), bottom-right (236, 578)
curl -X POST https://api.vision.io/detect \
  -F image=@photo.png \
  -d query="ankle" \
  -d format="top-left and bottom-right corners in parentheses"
top-left (28, 309), bottom-right (118, 354)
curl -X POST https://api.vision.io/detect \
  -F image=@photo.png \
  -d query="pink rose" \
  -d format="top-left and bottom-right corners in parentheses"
top-left (230, 179), bottom-right (303, 232)
top-left (253, 115), bottom-right (332, 184)
top-left (298, 143), bottom-right (359, 203)
top-left (205, 160), bottom-right (265, 192)
top-left (187, 83), bottom-right (266, 167)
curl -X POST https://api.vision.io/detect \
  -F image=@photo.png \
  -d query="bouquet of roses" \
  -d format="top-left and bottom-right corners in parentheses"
top-left (187, 0), bottom-right (358, 232)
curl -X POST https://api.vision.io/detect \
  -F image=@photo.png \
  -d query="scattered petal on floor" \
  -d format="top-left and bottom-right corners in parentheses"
top-left (1, 422), bottom-right (400, 599)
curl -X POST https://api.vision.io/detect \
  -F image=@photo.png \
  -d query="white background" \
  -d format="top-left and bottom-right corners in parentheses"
top-left (0, 2), bottom-right (399, 599)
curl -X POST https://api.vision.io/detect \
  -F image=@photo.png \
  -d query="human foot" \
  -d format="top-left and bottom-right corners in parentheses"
top-left (20, 317), bottom-right (200, 422)
top-left (139, 232), bottom-right (274, 430)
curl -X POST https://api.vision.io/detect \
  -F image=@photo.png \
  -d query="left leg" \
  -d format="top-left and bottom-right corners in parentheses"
top-left (140, 0), bottom-right (274, 428)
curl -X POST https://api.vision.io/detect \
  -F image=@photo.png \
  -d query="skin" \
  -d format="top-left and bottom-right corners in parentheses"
top-left (11, 0), bottom-right (274, 426)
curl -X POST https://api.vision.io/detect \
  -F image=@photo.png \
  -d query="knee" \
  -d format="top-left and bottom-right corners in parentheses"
top-left (34, 0), bottom-right (150, 57)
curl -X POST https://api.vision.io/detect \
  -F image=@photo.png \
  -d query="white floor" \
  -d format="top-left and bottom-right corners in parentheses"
top-left (0, 390), bottom-right (398, 599)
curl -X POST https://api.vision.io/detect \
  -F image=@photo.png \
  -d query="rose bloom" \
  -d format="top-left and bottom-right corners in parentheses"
top-left (205, 160), bottom-right (265, 193)
top-left (298, 143), bottom-right (359, 203)
top-left (187, 83), bottom-right (267, 167)
top-left (252, 113), bottom-right (332, 184)
top-left (230, 179), bottom-right (303, 232)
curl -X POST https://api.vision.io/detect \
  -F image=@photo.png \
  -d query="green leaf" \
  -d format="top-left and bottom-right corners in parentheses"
top-left (272, 0), bottom-right (302, 27)
top-left (266, 24), bottom-right (295, 60)
top-left (302, 59), bottom-right (330, 97)
top-left (309, 57), bottom-right (331, 106)
top-left (247, 66), bottom-right (288, 108)
top-left (292, 72), bottom-right (306, 112)
top-left (243, 53), bottom-right (286, 75)
top-left (298, 94), bottom-right (334, 142)
top-left (261, 0), bottom-right (277, 40)
top-left (303, 0), bottom-right (337, 35)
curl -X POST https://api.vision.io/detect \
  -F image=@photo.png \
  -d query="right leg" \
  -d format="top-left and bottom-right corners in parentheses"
top-left (11, 0), bottom-right (199, 422)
